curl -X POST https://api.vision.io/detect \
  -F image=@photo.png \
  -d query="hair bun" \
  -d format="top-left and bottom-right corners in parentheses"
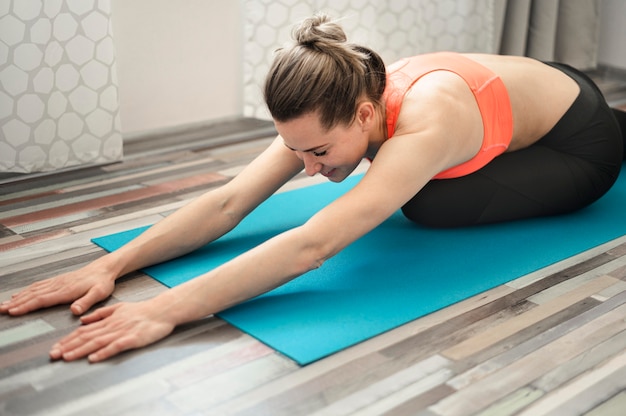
top-left (265, 13), bottom-right (386, 130)
top-left (293, 13), bottom-right (347, 47)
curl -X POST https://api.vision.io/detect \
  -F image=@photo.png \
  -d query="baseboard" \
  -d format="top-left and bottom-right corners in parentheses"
top-left (123, 117), bottom-right (276, 159)
top-left (0, 117), bottom-right (277, 186)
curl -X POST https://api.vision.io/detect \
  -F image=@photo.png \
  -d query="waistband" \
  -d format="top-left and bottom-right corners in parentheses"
top-left (540, 61), bottom-right (610, 142)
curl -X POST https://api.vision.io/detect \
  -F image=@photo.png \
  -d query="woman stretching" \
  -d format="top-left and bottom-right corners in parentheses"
top-left (2, 14), bottom-right (625, 362)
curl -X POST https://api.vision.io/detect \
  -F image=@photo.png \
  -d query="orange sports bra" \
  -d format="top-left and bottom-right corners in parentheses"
top-left (383, 52), bottom-right (514, 179)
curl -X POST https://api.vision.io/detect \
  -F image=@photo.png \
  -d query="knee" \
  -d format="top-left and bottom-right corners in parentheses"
top-left (401, 200), bottom-right (464, 228)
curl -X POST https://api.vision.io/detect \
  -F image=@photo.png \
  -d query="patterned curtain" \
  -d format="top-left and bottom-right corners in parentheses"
top-left (0, 0), bottom-right (123, 173)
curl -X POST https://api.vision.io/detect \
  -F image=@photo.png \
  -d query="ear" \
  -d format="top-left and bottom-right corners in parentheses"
top-left (356, 101), bottom-right (376, 130)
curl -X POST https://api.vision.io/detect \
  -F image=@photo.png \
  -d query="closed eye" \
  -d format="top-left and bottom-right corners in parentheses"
top-left (312, 150), bottom-right (327, 157)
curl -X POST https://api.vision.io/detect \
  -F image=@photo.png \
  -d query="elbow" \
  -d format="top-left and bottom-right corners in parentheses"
top-left (299, 249), bottom-right (328, 276)
top-left (214, 191), bottom-right (245, 230)
top-left (292, 227), bottom-right (338, 274)
top-left (309, 254), bottom-right (326, 271)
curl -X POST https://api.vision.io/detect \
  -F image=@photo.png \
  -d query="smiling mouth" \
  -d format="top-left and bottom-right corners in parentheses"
top-left (321, 169), bottom-right (335, 177)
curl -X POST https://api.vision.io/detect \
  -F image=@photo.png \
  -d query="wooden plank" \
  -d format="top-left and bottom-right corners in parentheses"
top-left (166, 341), bottom-right (275, 390)
top-left (0, 185), bottom-right (142, 220)
top-left (532, 328), bottom-right (626, 392)
top-left (165, 354), bottom-right (296, 413)
top-left (606, 259), bottom-right (626, 280)
top-left (0, 167), bottom-right (109, 201)
top-left (429, 300), bottom-right (626, 416)
top-left (0, 245), bottom-right (100, 275)
top-left (37, 378), bottom-right (173, 416)
top-left (381, 384), bottom-right (456, 416)
top-left (10, 210), bottom-right (103, 234)
top-left (606, 241), bottom-right (626, 256)
top-left (0, 320), bottom-right (55, 348)
top-left (0, 229), bottom-right (72, 252)
top-left (584, 391), bottom-right (626, 416)
top-left (592, 280), bottom-right (626, 301)
top-left (1, 321), bottom-right (248, 416)
top-left (528, 255), bottom-right (626, 304)
top-left (2, 172), bottom-right (225, 228)
top-left (441, 275), bottom-right (619, 361)
top-left (0, 234), bottom-right (22, 246)
top-left (0, 224), bottom-right (16, 237)
top-left (447, 298), bottom-right (600, 388)
top-left (305, 355), bottom-right (453, 416)
top-left (68, 199), bottom-right (188, 233)
top-left (226, 352), bottom-right (398, 416)
top-left (0, 189), bottom-right (61, 207)
top-left (517, 351), bottom-right (626, 415)
top-left (0, 251), bottom-right (103, 296)
top-left (474, 387), bottom-right (544, 416)
top-left (448, 290), bottom-right (626, 391)
top-left (505, 235), bottom-right (626, 289)
top-left (0, 214), bottom-right (162, 268)
top-left (352, 368), bottom-right (453, 416)
top-left (0, 325), bottom-right (72, 373)
top-left (379, 289), bottom-right (523, 361)
top-left (102, 397), bottom-right (186, 416)
top-left (28, 320), bottom-right (229, 392)
top-left (61, 155), bottom-right (220, 193)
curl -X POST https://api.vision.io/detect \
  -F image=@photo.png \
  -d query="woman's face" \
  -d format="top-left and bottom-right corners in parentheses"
top-left (275, 112), bottom-right (370, 183)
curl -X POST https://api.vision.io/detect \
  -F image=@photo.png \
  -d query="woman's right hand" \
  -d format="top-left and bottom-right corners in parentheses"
top-left (0, 264), bottom-right (116, 316)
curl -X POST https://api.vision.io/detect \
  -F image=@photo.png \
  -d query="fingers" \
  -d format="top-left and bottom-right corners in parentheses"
top-left (50, 307), bottom-right (125, 362)
top-left (79, 304), bottom-right (118, 324)
top-left (71, 284), bottom-right (114, 316)
top-left (87, 338), bottom-right (135, 363)
top-left (50, 325), bottom-right (160, 363)
top-left (3, 294), bottom-right (55, 315)
top-left (1, 272), bottom-right (115, 317)
top-left (50, 326), bottom-right (129, 362)
top-left (48, 302), bottom-right (175, 363)
top-left (1, 282), bottom-right (72, 316)
top-left (0, 284), bottom-right (39, 315)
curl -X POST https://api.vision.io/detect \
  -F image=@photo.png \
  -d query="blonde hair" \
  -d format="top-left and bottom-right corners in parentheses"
top-left (264, 14), bottom-right (386, 130)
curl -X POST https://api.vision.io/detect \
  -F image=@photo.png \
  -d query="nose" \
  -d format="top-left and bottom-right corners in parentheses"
top-left (299, 152), bottom-right (323, 176)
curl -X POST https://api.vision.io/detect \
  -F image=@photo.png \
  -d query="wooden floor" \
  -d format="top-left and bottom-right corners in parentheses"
top-left (2, 89), bottom-right (626, 415)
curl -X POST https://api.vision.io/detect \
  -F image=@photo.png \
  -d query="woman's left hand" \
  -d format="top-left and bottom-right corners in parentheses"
top-left (49, 301), bottom-right (176, 362)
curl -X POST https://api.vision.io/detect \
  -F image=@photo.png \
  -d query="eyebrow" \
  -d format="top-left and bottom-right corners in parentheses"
top-left (283, 143), bottom-right (327, 153)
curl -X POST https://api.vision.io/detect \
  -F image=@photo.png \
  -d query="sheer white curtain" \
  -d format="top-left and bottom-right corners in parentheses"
top-left (495, 0), bottom-right (602, 70)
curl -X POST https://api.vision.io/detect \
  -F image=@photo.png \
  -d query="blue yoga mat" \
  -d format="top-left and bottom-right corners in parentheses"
top-left (93, 165), bottom-right (626, 364)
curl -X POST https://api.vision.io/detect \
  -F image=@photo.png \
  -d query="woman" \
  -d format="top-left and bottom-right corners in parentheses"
top-left (2, 14), bottom-right (625, 362)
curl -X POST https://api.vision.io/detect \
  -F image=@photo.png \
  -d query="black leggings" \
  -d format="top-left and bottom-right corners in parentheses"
top-left (402, 63), bottom-right (624, 228)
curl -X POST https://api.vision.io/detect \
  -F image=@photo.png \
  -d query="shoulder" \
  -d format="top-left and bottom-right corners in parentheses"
top-left (396, 70), bottom-right (481, 136)
top-left (408, 70), bottom-right (470, 101)
top-left (379, 70), bottom-right (484, 175)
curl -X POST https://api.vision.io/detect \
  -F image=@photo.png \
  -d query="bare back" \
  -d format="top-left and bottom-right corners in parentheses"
top-left (463, 54), bottom-right (581, 151)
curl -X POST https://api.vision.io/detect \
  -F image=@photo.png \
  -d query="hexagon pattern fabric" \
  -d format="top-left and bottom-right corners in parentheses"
top-left (0, 0), bottom-right (122, 173)
top-left (243, 0), bottom-right (497, 120)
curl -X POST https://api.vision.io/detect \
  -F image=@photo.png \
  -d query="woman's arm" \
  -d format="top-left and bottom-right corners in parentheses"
top-left (96, 136), bottom-right (305, 278)
top-left (0, 137), bottom-right (304, 316)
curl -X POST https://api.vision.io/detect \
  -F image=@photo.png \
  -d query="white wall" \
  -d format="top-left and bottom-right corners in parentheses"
top-left (598, 0), bottom-right (626, 69)
top-left (110, 0), bottom-right (242, 135)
